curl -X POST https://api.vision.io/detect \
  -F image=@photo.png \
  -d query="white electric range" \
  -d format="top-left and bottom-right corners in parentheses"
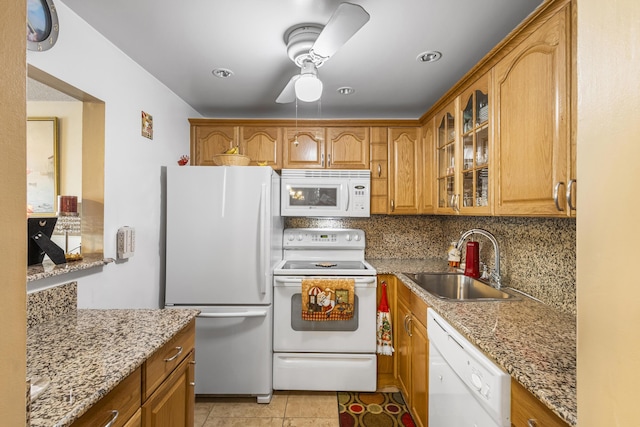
top-left (272, 228), bottom-right (377, 392)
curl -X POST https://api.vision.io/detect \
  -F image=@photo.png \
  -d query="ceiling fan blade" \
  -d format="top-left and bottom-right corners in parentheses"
top-left (311, 3), bottom-right (370, 60)
top-left (276, 74), bottom-right (300, 103)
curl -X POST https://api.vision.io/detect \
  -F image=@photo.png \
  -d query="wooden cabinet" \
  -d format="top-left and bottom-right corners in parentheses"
top-left (420, 120), bottom-right (435, 214)
top-left (142, 350), bottom-right (195, 427)
top-left (494, 3), bottom-right (572, 216)
top-left (511, 379), bottom-right (569, 427)
top-left (388, 128), bottom-right (421, 214)
top-left (376, 275), bottom-right (396, 390)
top-left (459, 73), bottom-right (492, 215)
top-left (72, 320), bottom-right (196, 427)
top-left (239, 127), bottom-right (283, 169)
top-left (434, 101), bottom-right (458, 214)
top-left (370, 127), bottom-right (389, 214)
top-left (190, 125), bottom-right (238, 166)
top-left (396, 282), bottom-right (429, 427)
top-left (283, 127), bottom-right (370, 169)
top-left (72, 367), bottom-right (141, 427)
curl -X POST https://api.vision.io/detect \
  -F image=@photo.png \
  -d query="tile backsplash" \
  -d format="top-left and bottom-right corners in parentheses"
top-left (286, 215), bottom-right (576, 316)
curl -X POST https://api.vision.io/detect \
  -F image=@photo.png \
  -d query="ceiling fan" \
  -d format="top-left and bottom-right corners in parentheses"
top-left (275, 2), bottom-right (370, 104)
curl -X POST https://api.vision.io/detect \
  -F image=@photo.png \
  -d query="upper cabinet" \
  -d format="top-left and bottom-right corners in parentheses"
top-left (190, 125), bottom-right (237, 166)
top-left (493, 3), bottom-right (572, 216)
top-left (459, 73), bottom-right (491, 215)
top-left (240, 127), bottom-right (282, 169)
top-left (370, 127), bottom-right (389, 214)
top-left (420, 120), bottom-right (435, 214)
top-left (283, 127), bottom-right (370, 169)
top-left (434, 101), bottom-right (458, 214)
top-left (388, 127), bottom-right (421, 214)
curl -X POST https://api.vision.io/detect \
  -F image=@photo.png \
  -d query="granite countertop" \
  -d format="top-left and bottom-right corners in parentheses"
top-left (27, 308), bottom-right (199, 427)
top-left (369, 258), bottom-right (577, 427)
top-left (27, 253), bottom-right (114, 282)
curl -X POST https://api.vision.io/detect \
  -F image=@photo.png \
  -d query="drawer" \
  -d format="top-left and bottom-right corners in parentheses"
top-left (410, 294), bottom-right (429, 328)
top-left (72, 367), bottom-right (141, 427)
top-left (123, 408), bottom-right (141, 427)
top-left (397, 280), bottom-right (412, 306)
top-left (143, 319), bottom-right (195, 401)
top-left (511, 378), bottom-right (570, 427)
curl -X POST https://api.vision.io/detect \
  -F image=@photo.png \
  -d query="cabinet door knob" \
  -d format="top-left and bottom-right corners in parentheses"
top-left (527, 419), bottom-right (538, 427)
top-left (553, 182), bottom-right (566, 211)
top-left (377, 163), bottom-right (381, 177)
top-left (391, 199), bottom-right (395, 212)
top-left (104, 410), bottom-right (119, 427)
top-left (567, 179), bottom-right (576, 211)
top-left (164, 346), bottom-right (184, 362)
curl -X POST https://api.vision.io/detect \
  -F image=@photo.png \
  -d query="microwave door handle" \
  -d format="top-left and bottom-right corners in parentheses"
top-left (343, 183), bottom-right (350, 211)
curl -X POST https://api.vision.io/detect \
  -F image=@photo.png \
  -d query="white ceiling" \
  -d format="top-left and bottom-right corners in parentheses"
top-left (60, 0), bottom-right (543, 120)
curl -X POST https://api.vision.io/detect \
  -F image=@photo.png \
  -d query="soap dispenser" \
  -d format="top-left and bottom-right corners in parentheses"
top-left (464, 241), bottom-right (480, 278)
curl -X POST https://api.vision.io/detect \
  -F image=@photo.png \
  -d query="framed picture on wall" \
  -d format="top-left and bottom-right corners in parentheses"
top-left (27, 117), bottom-right (59, 215)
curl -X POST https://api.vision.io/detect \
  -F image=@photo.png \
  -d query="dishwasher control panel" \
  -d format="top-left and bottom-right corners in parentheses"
top-left (427, 308), bottom-right (510, 426)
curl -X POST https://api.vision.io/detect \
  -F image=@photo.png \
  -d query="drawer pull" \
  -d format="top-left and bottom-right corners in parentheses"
top-left (527, 419), bottom-right (538, 427)
top-left (104, 410), bottom-right (119, 427)
top-left (164, 346), bottom-right (184, 362)
top-left (189, 382), bottom-right (196, 387)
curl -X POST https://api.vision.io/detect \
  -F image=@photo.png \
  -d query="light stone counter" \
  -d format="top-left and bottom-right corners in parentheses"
top-left (369, 258), bottom-right (577, 427)
top-left (27, 308), bottom-right (199, 427)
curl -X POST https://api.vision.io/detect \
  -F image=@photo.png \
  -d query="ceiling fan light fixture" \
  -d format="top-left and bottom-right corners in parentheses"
top-left (295, 74), bottom-right (323, 102)
top-left (212, 68), bottom-right (234, 78)
top-left (417, 51), bottom-right (442, 63)
top-left (337, 87), bottom-right (355, 95)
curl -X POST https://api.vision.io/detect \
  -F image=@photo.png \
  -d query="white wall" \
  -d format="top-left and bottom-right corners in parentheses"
top-left (27, 1), bottom-right (201, 308)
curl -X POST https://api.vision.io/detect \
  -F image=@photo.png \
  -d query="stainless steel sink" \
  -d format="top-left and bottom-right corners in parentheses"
top-left (403, 272), bottom-right (518, 301)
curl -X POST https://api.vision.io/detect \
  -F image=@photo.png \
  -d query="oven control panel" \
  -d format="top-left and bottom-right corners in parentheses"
top-left (283, 228), bottom-right (365, 248)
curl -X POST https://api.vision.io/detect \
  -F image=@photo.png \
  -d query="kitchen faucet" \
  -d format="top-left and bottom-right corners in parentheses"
top-left (457, 228), bottom-right (502, 289)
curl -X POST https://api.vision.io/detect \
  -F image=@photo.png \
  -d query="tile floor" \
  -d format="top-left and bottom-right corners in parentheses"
top-left (195, 391), bottom-right (340, 427)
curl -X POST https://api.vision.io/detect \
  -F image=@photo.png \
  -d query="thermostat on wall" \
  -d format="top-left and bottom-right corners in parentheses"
top-left (117, 226), bottom-right (135, 259)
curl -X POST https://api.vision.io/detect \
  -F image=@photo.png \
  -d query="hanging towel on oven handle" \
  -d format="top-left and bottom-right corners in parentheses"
top-left (376, 280), bottom-right (394, 355)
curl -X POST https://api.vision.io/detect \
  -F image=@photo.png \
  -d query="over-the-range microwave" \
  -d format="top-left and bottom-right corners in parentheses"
top-left (280, 169), bottom-right (370, 217)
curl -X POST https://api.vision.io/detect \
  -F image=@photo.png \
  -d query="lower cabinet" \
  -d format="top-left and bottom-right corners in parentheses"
top-left (396, 281), bottom-right (429, 427)
top-left (71, 319), bottom-right (196, 427)
top-left (511, 378), bottom-right (570, 427)
top-left (142, 350), bottom-right (195, 427)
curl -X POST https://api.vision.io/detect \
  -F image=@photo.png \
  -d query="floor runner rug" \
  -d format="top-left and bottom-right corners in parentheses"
top-left (338, 391), bottom-right (417, 427)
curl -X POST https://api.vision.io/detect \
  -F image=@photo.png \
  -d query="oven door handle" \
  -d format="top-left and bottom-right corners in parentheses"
top-left (274, 277), bottom-right (377, 287)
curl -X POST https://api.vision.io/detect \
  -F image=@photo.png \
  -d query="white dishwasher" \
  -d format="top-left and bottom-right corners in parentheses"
top-left (427, 308), bottom-right (511, 427)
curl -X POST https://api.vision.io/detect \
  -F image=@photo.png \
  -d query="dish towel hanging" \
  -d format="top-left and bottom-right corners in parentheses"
top-left (301, 278), bottom-right (355, 321)
top-left (376, 280), bottom-right (394, 355)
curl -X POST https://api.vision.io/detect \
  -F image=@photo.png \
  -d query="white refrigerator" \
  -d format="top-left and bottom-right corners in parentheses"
top-left (164, 166), bottom-right (283, 404)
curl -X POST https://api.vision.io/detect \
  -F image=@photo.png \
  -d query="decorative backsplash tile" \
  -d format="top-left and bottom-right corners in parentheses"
top-left (27, 282), bottom-right (77, 328)
top-left (285, 215), bottom-right (576, 316)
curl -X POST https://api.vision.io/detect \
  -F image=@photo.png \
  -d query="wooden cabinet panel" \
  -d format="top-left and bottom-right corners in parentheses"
top-left (143, 320), bottom-right (195, 401)
top-left (420, 120), bottom-right (435, 214)
top-left (396, 298), bottom-right (412, 399)
top-left (240, 127), bottom-right (282, 169)
top-left (283, 127), bottom-right (325, 168)
top-left (190, 126), bottom-right (238, 166)
top-left (123, 408), bottom-right (141, 427)
top-left (370, 127), bottom-right (389, 214)
top-left (388, 128), bottom-right (421, 214)
top-left (376, 275), bottom-right (396, 390)
top-left (511, 379), bottom-right (569, 427)
top-left (71, 368), bottom-right (141, 427)
top-left (410, 320), bottom-right (429, 427)
top-left (326, 127), bottom-right (370, 169)
top-left (142, 350), bottom-right (195, 427)
top-left (494, 5), bottom-right (570, 216)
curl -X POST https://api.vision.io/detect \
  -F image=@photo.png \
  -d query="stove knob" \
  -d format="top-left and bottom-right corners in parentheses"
top-left (297, 233), bottom-right (304, 241)
top-left (354, 234), bottom-right (361, 241)
top-left (287, 233), bottom-right (295, 242)
top-left (345, 234), bottom-right (352, 241)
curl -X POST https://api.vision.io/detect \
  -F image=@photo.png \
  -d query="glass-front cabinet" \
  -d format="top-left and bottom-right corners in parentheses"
top-left (435, 100), bottom-right (457, 213)
top-left (459, 74), bottom-right (491, 214)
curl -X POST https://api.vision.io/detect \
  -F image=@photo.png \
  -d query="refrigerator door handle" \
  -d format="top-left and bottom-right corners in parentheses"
top-left (198, 310), bottom-right (269, 319)
top-left (258, 183), bottom-right (268, 295)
